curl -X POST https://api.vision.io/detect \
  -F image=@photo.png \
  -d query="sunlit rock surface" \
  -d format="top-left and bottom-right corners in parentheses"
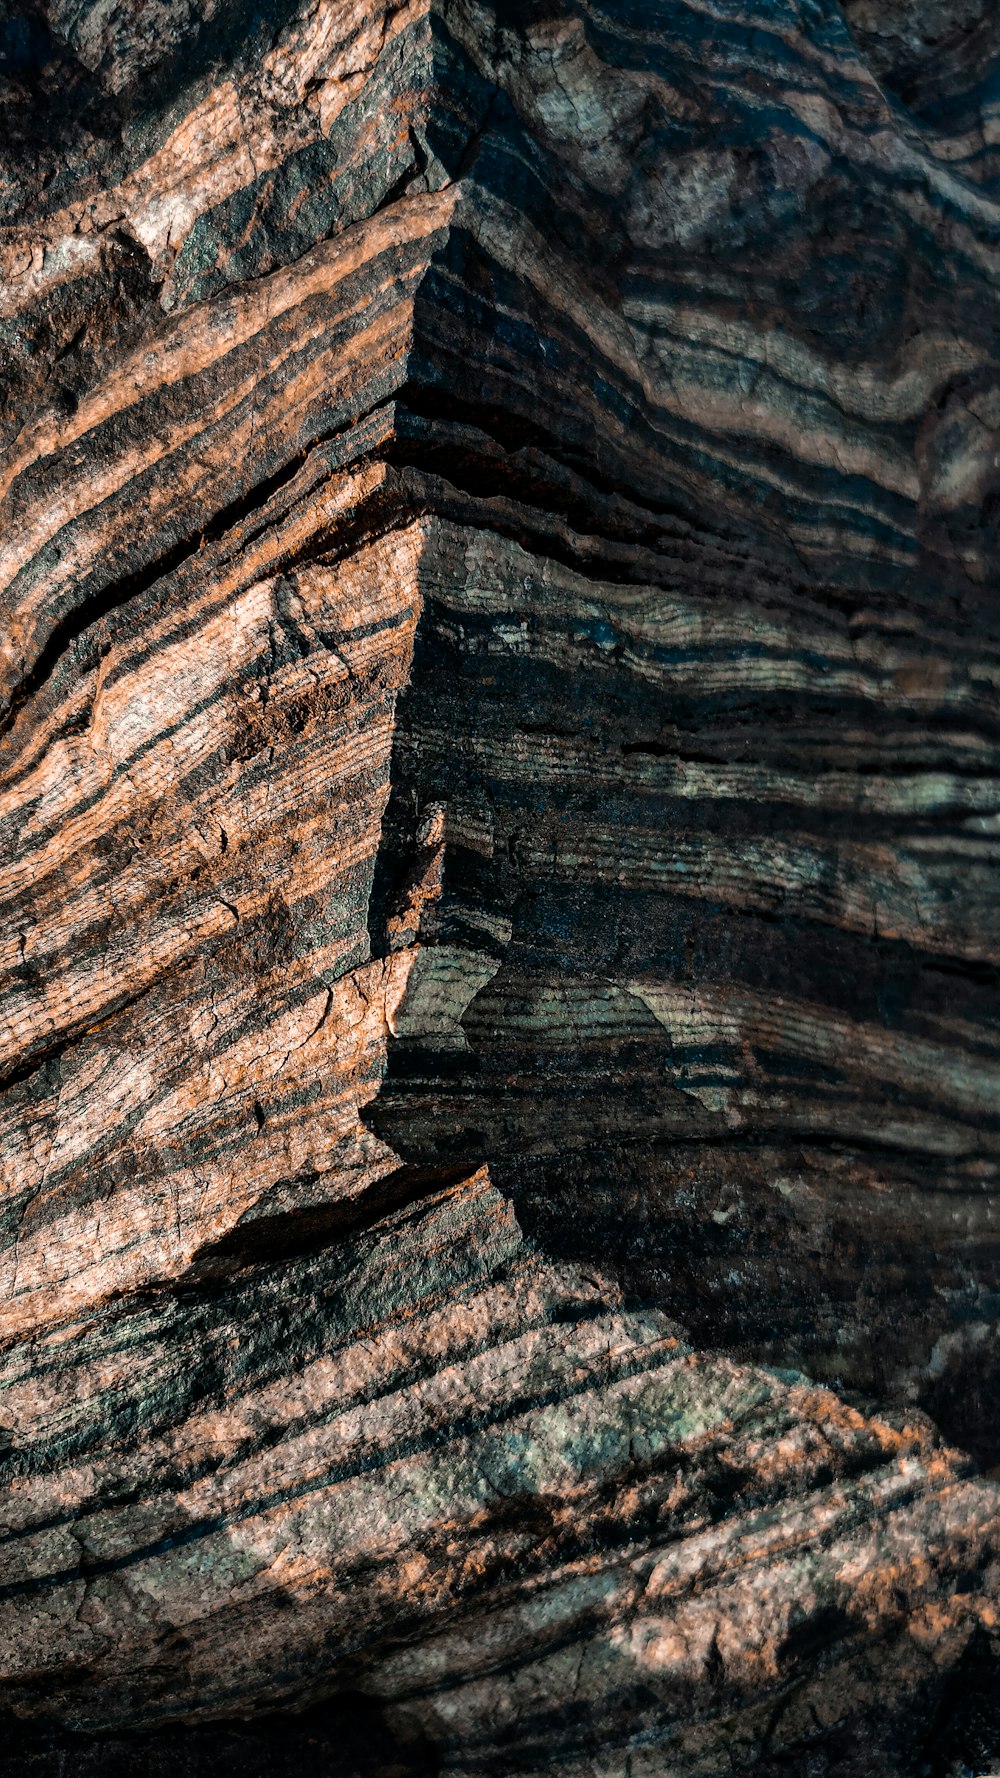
top-left (0, 0), bottom-right (998, 1772)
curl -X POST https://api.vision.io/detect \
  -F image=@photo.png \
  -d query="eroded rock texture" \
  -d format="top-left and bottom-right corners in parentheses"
top-left (0, 0), bottom-right (999, 1772)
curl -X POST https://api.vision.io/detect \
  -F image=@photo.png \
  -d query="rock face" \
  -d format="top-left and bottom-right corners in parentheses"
top-left (0, 0), bottom-right (998, 1772)
top-left (3, 1170), bottom-right (1000, 1778)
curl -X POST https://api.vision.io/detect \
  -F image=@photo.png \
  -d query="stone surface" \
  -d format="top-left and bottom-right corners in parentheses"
top-left (1, 1171), bottom-right (1000, 1777)
top-left (0, 0), bottom-right (998, 1772)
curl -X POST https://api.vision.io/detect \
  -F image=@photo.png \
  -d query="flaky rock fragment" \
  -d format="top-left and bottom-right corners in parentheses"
top-left (0, 0), bottom-right (999, 1771)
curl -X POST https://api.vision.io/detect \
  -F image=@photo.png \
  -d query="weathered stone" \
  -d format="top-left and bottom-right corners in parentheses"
top-left (0, 0), bottom-right (998, 1771)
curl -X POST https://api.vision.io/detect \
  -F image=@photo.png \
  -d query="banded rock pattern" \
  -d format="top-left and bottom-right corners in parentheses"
top-left (1, 1171), bottom-right (1000, 1778)
top-left (0, 0), bottom-right (999, 1770)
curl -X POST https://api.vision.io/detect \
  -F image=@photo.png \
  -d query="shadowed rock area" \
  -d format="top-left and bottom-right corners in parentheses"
top-left (0, 0), bottom-right (998, 1772)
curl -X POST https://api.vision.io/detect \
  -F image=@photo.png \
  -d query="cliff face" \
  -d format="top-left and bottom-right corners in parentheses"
top-left (0, 1), bottom-right (999, 1773)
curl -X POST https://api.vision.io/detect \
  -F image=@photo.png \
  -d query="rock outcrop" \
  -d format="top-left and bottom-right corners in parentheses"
top-left (2, 1169), bottom-right (1000, 1777)
top-left (0, 0), bottom-right (998, 1771)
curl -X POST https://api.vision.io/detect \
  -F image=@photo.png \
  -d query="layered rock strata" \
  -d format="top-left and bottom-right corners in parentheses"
top-left (2, 1170), bottom-right (1000, 1778)
top-left (0, 0), bottom-right (999, 1770)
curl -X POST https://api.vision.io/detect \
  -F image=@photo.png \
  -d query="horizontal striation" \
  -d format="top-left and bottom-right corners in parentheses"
top-left (368, 510), bottom-right (1000, 1450)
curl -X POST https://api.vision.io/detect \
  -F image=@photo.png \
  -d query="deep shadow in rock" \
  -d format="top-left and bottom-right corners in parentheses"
top-left (923, 1627), bottom-right (1000, 1778)
top-left (0, 1691), bottom-right (438, 1778)
top-left (355, 470), bottom-right (1000, 1491)
top-left (921, 1338), bottom-right (1000, 1479)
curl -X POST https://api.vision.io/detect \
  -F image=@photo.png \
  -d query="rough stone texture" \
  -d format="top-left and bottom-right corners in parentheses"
top-left (0, 0), bottom-right (999, 1772)
top-left (2, 1170), bottom-right (1000, 1777)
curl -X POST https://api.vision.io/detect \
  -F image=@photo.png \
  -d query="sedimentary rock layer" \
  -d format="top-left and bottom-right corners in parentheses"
top-left (0, 1171), bottom-right (998, 1778)
top-left (0, 0), bottom-right (998, 1770)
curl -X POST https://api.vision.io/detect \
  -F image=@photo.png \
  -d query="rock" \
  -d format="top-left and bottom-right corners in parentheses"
top-left (0, 0), bottom-right (998, 1771)
top-left (0, 1170), bottom-right (999, 1778)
